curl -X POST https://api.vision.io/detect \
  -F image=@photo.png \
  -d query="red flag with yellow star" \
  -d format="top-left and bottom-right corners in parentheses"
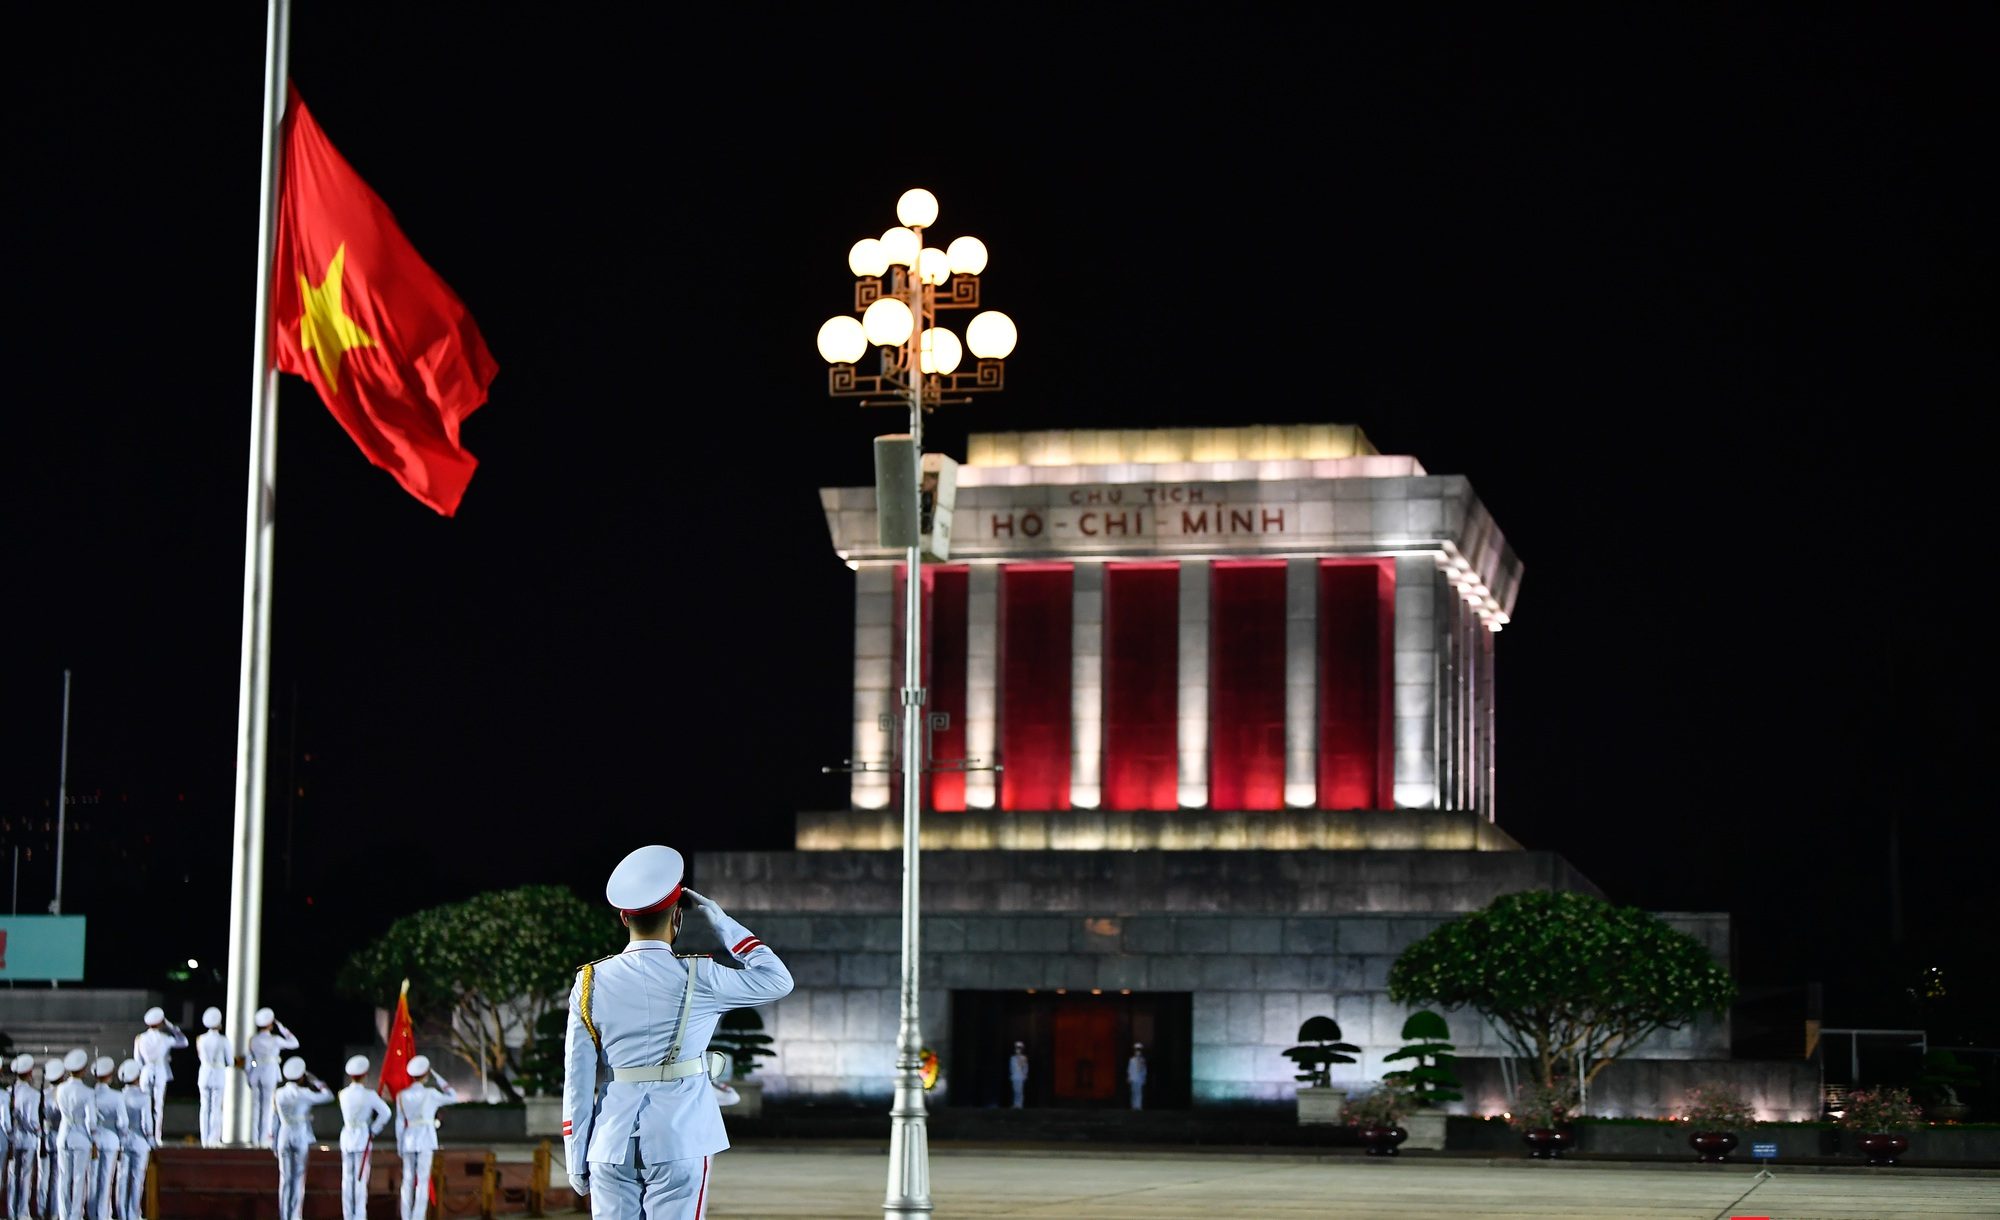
top-left (271, 87), bottom-right (496, 516)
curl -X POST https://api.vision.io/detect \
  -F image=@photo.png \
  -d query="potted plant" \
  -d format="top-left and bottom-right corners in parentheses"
top-left (1508, 1080), bottom-right (1576, 1159)
top-left (1382, 1010), bottom-right (1460, 1151)
top-left (707, 1008), bottom-right (778, 1118)
top-left (1283, 1015), bottom-right (1360, 1126)
top-left (1916, 1050), bottom-right (1977, 1122)
top-left (1344, 1085), bottom-right (1411, 1156)
top-left (1677, 1084), bottom-right (1755, 1162)
top-left (1839, 1086), bottom-right (1924, 1165)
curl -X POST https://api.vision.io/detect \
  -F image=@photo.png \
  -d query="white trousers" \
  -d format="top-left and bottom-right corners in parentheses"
top-left (276, 1142), bottom-right (309, 1220)
top-left (8, 1145), bottom-right (35, 1219)
top-left (88, 1137), bottom-right (119, 1220)
top-left (1010, 1078), bottom-right (1025, 1108)
top-left (55, 1144), bottom-right (90, 1220)
top-left (1131, 1082), bottom-right (1144, 1110)
top-left (39, 1148), bottom-right (57, 1217)
top-left (249, 1078), bottom-right (278, 1146)
top-left (198, 1085), bottom-right (225, 1148)
top-left (144, 1080), bottom-right (166, 1152)
top-left (400, 1148), bottom-right (433, 1220)
top-left (341, 1150), bottom-right (370, 1220)
top-left (116, 1142), bottom-right (150, 1220)
top-left (588, 1153), bottom-right (710, 1220)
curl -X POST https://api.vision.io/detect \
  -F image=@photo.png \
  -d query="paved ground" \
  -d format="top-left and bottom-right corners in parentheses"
top-left (650, 1147), bottom-right (2000, 1219)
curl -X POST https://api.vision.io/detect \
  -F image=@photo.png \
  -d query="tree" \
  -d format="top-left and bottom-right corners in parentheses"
top-left (1281, 1015), bottom-right (1360, 1088)
top-left (340, 884), bottom-right (613, 1102)
top-left (708, 1008), bottom-right (777, 1081)
top-left (1382, 1009), bottom-right (1463, 1106)
top-left (1387, 890), bottom-right (1736, 1091)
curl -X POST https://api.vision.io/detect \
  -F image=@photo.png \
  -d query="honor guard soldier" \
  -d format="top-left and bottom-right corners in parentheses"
top-left (195, 1007), bottom-right (234, 1148)
top-left (37, 1059), bottom-right (62, 1220)
top-left (1127, 1043), bottom-right (1147, 1111)
top-left (563, 844), bottom-right (793, 1217)
top-left (131, 1008), bottom-right (186, 1150)
top-left (272, 1058), bottom-right (334, 1220)
top-left (245, 1008), bottom-right (300, 1147)
top-left (395, 1055), bottom-right (460, 1220)
top-left (11, 1054), bottom-right (45, 1220)
top-left (87, 1058), bottom-right (124, 1220)
top-left (0, 1058), bottom-right (9, 1218)
top-left (1009, 1042), bottom-right (1029, 1109)
top-left (53, 1051), bottom-right (94, 1220)
top-left (337, 1056), bottom-right (391, 1220)
top-left (115, 1062), bottom-right (152, 1220)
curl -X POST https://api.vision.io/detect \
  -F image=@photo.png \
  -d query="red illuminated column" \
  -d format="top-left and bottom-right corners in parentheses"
top-left (964, 567), bottom-right (1000, 810)
top-left (999, 564), bottom-right (1073, 811)
top-left (852, 566), bottom-right (896, 811)
top-left (1071, 563), bottom-right (1104, 809)
top-left (1284, 558), bottom-right (1317, 807)
top-left (1176, 561), bottom-right (1209, 808)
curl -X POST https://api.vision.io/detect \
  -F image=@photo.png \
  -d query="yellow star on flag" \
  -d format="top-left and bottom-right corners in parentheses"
top-left (298, 243), bottom-right (375, 393)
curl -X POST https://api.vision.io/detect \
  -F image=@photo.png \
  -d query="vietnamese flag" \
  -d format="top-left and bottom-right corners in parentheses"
top-left (379, 977), bottom-right (417, 1102)
top-left (272, 87), bottom-right (497, 515)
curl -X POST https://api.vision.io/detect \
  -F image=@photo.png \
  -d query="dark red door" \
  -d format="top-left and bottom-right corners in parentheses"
top-left (1052, 1003), bottom-right (1120, 1101)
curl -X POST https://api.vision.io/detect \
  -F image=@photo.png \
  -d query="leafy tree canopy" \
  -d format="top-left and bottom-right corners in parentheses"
top-left (1387, 890), bottom-right (1735, 1090)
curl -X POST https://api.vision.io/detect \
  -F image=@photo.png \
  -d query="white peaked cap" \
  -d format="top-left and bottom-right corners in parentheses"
top-left (94, 1056), bottom-right (116, 1077)
top-left (143, 1006), bottom-right (165, 1025)
top-left (11, 1053), bottom-right (33, 1074)
top-left (46, 1059), bottom-right (66, 1081)
top-left (63, 1049), bottom-right (89, 1073)
top-left (118, 1060), bottom-right (141, 1083)
top-left (606, 844), bottom-right (685, 913)
top-left (255, 1007), bottom-right (275, 1026)
top-left (407, 1055), bottom-right (431, 1077)
top-left (283, 1057), bottom-right (307, 1081)
top-left (345, 1055), bottom-right (370, 1077)
top-left (203, 1007), bottom-right (223, 1029)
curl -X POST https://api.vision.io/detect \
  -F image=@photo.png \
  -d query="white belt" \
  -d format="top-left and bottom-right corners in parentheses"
top-left (610, 1051), bottom-right (726, 1084)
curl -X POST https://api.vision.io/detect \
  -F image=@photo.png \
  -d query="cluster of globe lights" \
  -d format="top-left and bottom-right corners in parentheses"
top-left (816, 188), bottom-right (1018, 374)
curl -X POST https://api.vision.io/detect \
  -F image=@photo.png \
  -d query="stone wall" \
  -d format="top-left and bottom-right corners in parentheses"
top-left (695, 849), bottom-right (1729, 1107)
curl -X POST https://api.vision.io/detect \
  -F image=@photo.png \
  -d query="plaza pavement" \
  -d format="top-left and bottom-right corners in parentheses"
top-left (527, 1144), bottom-right (2000, 1218)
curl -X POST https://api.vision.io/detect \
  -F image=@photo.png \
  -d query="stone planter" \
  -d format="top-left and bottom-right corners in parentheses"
top-left (1357, 1124), bottom-right (1407, 1156)
top-left (1689, 1130), bottom-right (1738, 1162)
top-left (1858, 1133), bottom-right (1910, 1166)
top-left (1522, 1127), bottom-right (1574, 1159)
top-left (722, 1079), bottom-right (764, 1120)
top-left (1402, 1111), bottom-right (1447, 1151)
top-left (524, 1096), bottom-right (564, 1137)
top-left (1296, 1087), bottom-right (1347, 1126)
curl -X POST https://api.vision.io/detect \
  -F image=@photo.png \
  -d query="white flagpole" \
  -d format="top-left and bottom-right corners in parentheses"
top-left (224, 0), bottom-right (291, 1148)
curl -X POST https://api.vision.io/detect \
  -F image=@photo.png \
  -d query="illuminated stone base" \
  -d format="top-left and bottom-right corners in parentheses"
top-left (797, 808), bottom-right (1520, 853)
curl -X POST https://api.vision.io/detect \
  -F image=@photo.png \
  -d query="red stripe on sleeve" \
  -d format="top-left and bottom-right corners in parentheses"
top-left (731, 935), bottom-right (757, 954)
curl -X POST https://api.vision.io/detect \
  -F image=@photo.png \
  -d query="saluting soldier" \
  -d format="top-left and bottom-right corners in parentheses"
top-left (131, 1008), bottom-right (186, 1151)
top-left (115, 1061), bottom-right (153, 1220)
top-left (337, 1056), bottom-right (392, 1220)
top-left (394, 1055), bottom-right (460, 1220)
top-left (563, 844), bottom-right (793, 1218)
top-left (245, 1008), bottom-right (301, 1148)
top-left (272, 1058), bottom-right (334, 1220)
top-left (195, 1007), bottom-right (235, 1149)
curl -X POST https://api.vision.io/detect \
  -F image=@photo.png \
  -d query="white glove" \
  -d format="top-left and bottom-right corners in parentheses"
top-left (572, 1172), bottom-right (589, 1197)
top-left (680, 888), bottom-right (724, 917)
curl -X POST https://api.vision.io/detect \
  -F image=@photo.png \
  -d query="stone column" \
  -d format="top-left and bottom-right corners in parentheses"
top-left (1284, 558), bottom-right (1317, 808)
top-left (1071, 562), bottom-right (1105, 809)
top-left (1177, 560), bottom-right (1210, 809)
top-left (1392, 556), bottom-right (1440, 809)
top-left (964, 565), bottom-right (1000, 810)
top-left (852, 566), bottom-right (896, 810)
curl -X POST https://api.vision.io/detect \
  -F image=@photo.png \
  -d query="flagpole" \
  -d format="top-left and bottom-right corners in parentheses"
top-left (224, 0), bottom-right (291, 1148)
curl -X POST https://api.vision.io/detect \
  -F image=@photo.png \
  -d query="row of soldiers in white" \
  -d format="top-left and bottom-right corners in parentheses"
top-left (2, 1051), bottom-right (152, 1220)
top-left (260, 1052), bottom-right (460, 1220)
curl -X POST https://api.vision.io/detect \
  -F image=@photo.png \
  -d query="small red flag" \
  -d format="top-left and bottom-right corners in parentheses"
top-left (379, 978), bottom-right (417, 1103)
top-left (272, 87), bottom-right (497, 516)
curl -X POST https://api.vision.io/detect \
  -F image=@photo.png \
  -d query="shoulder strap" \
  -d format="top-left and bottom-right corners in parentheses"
top-left (663, 956), bottom-right (701, 1065)
top-left (578, 962), bottom-right (602, 1054)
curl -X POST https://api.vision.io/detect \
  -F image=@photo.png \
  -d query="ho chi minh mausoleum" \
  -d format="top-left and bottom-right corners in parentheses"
top-left (701, 424), bottom-right (1807, 1119)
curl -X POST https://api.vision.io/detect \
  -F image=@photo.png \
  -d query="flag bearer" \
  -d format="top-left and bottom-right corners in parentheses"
top-left (194, 1007), bottom-right (234, 1149)
top-left (272, 1058), bottom-right (333, 1220)
top-left (337, 1056), bottom-right (391, 1220)
top-left (395, 1056), bottom-right (460, 1220)
top-left (563, 844), bottom-right (793, 1218)
top-left (86, 1059), bottom-right (124, 1220)
top-left (52, 1051), bottom-right (94, 1220)
top-left (130, 1009), bottom-right (185, 1151)
top-left (245, 1008), bottom-right (300, 1148)
top-left (115, 1061), bottom-right (152, 1220)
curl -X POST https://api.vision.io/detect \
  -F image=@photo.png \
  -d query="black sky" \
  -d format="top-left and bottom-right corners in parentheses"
top-left (5, 6), bottom-right (1994, 1044)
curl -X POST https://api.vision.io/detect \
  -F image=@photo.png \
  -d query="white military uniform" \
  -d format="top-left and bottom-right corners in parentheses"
top-left (395, 1061), bottom-right (460, 1220)
top-left (273, 1059), bottom-right (334, 1220)
top-left (1127, 1044), bottom-right (1147, 1111)
top-left (53, 1054), bottom-right (94, 1220)
top-left (338, 1057), bottom-right (392, 1220)
top-left (131, 1010), bottom-right (186, 1151)
top-left (245, 1011), bottom-right (300, 1147)
top-left (1009, 1044), bottom-right (1029, 1109)
top-left (37, 1065), bottom-right (62, 1219)
top-left (87, 1062), bottom-right (125, 1220)
top-left (563, 846), bottom-right (793, 1220)
top-left (116, 1062), bottom-right (152, 1220)
top-left (195, 1007), bottom-right (234, 1148)
top-left (10, 1057), bottom-right (47, 1220)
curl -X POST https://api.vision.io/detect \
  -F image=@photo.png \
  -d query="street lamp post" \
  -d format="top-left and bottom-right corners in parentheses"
top-left (819, 188), bottom-right (1017, 1219)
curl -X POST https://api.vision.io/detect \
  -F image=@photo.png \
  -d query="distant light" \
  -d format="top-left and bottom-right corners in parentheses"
top-left (1055, 988), bottom-right (1067, 995)
top-left (187, 958), bottom-right (199, 969)
top-left (1089, 988), bottom-right (1102, 995)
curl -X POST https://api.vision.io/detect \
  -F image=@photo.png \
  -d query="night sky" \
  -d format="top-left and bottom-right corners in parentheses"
top-left (6, 7), bottom-right (1993, 1050)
